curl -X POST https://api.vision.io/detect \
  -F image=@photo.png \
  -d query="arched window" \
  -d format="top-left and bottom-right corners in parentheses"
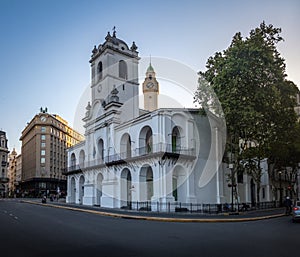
top-left (172, 127), bottom-right (181, 153)
top-left (98, 139), bottom-right (104, 163)
top-left (79, 150), bottom-right (85, 168)
top-left (146, 130), bottom-right (152, 153)
top-left (119, 60), bottom-right (127, 80)
top-left (139, 126), bottom-right (153, 155)
top-left (70, 153), bottom-right (76, 168)
top-left (120, 133), bottom-right (131, 159)
top-left (97, 61), bottom-right (103, 80)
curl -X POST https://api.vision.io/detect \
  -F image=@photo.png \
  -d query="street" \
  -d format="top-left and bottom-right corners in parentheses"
top-left (0, 199), bottom-right (299, 257)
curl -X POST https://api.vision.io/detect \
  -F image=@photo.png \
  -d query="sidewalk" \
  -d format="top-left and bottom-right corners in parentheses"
top-left (19, 198), bottom-right (287, 222)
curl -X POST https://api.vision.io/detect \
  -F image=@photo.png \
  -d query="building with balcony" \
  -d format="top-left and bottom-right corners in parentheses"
top-left (15, 153), bottom-right (22, 196)
top-left (19, 110), bottom-right (84, 197)
top-left (8, 148), bottom-right (18, 197)
top-left (0, 130), bottom-right (9, 197)
top-left (65, 31), bottom-right (227, 210)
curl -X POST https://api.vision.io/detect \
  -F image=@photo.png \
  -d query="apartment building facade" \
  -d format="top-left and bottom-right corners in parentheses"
top-left (0, 130), bottom-right (9, 197)
top-left (20, 109), bottom-right (84, 197)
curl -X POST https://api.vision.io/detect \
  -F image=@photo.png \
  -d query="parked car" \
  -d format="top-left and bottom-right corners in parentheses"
top-left (292, 200), bottom-right (300, 222)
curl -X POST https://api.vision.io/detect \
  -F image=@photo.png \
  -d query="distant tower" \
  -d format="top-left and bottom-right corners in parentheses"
top-left (142, 62), bottom-right (159, 111)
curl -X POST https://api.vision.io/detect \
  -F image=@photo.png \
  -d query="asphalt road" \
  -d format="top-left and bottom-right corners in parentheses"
top-left (0, 199), bottom-right (299, 257)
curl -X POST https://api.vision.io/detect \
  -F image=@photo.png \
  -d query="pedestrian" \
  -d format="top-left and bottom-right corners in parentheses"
top-left (284, 196), bottom-right (292, 215)
top-left (223, 202), bottom-right (230, 211)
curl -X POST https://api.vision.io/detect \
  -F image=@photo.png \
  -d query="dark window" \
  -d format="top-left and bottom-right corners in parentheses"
top-left (97, 62), bottom-right (103, 80)
top-left (237, 169), bottom-right (243, 183)
top-left (119, 60), bottom-right (127, 79)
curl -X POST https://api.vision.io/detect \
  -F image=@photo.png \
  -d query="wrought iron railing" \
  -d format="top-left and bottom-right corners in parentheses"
top-left (67, 143), bottom-right (196, 172)
top-left (120, 200), bottom-right (281, 214)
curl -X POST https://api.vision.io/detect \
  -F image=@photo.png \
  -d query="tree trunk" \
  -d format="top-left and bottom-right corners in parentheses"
top-left (256, 158), bottom-right (261, 206)
top-left (256, 184), bottom-right (260, 206)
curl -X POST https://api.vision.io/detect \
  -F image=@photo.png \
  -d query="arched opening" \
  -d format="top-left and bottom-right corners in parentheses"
top-left (139, 166), bottom-right (153, 202)
top-left (97, 61), bottom-right (103, 80)
top-left (120, 133), bottom-right (131, 159)
top-left (97, 138), bottom-right (104, 164)
top-left (79, 175), bottom-right (85, 204)
top-left (70, 177), bottom-right (76, 203)
top-left (119, 60), bottom-right (127, 80)
top-left (120, 168), bottom-right (132, 208)
top-left (96, 173), bottom-right (103, 206)
top-left (172, 126), bottom-right (181, 153)
top-left (172, 166), bottom-right (187, 202)
top-left (79, 150), bottom-right (85, 168)
top-left (139, 126), bottom-right (153, 155)
top-left (70, 153), bottom-right (76, 169)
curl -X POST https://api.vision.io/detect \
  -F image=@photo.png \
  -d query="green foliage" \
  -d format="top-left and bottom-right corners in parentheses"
top-left (194, 21), bottom-right (299, 203)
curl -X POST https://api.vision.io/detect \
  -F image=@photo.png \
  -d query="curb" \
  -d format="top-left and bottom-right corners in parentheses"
top-left (21, 200), bottom-right (286, 223)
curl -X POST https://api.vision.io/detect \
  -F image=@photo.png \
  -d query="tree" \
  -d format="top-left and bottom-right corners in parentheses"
top-left (194, 22), bottom-right (299, 204)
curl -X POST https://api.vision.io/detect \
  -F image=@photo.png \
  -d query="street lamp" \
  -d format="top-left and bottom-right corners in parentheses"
top-left (297, 163), bottom-right (300, 200)
top-left (279, 171), bottom-right (282, 206)
top-left (229, 163), bottom-right (234, 212)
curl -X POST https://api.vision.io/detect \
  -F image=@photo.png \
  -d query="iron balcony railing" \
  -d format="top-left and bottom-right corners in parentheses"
top-left (0, 177), bottom-right (9, 183)
top-left (66, 143), bottom-right (196, 173)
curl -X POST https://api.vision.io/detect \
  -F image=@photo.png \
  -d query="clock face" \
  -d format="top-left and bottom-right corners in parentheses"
top-left (40, 116), bottom-right (47, 122)
top-left (147, 82), bottom-right (154, 89)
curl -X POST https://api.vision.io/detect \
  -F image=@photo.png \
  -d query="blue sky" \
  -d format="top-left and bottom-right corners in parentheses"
top-left (0, 0), bottom-right (299, 153)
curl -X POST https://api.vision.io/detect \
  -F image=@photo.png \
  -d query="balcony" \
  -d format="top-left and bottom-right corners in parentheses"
top-left (0, 177), bottom-right (9, 183)
top-left (65, 143), bottom-right (196, 174)
top-left (1, 161), bottom-right (7, 167)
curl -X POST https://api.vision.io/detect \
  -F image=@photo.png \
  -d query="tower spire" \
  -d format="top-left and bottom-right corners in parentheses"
top-left (112, 26), bottom-right (116, 37)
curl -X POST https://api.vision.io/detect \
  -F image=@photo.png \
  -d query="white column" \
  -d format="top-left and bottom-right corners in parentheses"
top-left (186, 171), bottom-right (197, 203)
top-left (101, 170), bottom-right (119, 208)
top-left (75, 178), bottom-right (80, 204)
top-left (66, 176), bottom-right (72, 203)
top-left (82, 183), bottom-right (95, 206)
top-left (151, 164), bottom-right (161, 211)
top-left (160, 166), bottom-right (175, 212)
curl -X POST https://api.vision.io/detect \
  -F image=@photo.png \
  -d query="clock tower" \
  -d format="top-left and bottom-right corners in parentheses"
top-left (142, 63), bottom-right (159, 111)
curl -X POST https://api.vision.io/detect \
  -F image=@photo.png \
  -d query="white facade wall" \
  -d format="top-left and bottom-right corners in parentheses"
top-left (66, 32), bottom-right (275, 211)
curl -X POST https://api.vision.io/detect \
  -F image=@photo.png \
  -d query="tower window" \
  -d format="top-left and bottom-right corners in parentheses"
top-left (97, 61), bottom-right (103, 80)
top-left (119, 60), bottom-right (127, 80)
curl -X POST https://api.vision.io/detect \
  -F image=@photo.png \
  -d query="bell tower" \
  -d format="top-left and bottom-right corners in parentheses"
top-left (87, 29), bottom-right (140, 121)
top-left (142, 63), bottom-right (159, 112)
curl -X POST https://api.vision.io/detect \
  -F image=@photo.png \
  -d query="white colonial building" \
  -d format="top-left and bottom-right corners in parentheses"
top-left (66, 31), bottom-right (274, 210)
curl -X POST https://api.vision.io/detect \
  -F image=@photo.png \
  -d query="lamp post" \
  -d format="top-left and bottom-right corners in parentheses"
top-left (229, 163), bottom-right (234, 212)
top-left (279, 171), bottom-right (282, 206)
top-left (297, 163), bottom-right (300, 200)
